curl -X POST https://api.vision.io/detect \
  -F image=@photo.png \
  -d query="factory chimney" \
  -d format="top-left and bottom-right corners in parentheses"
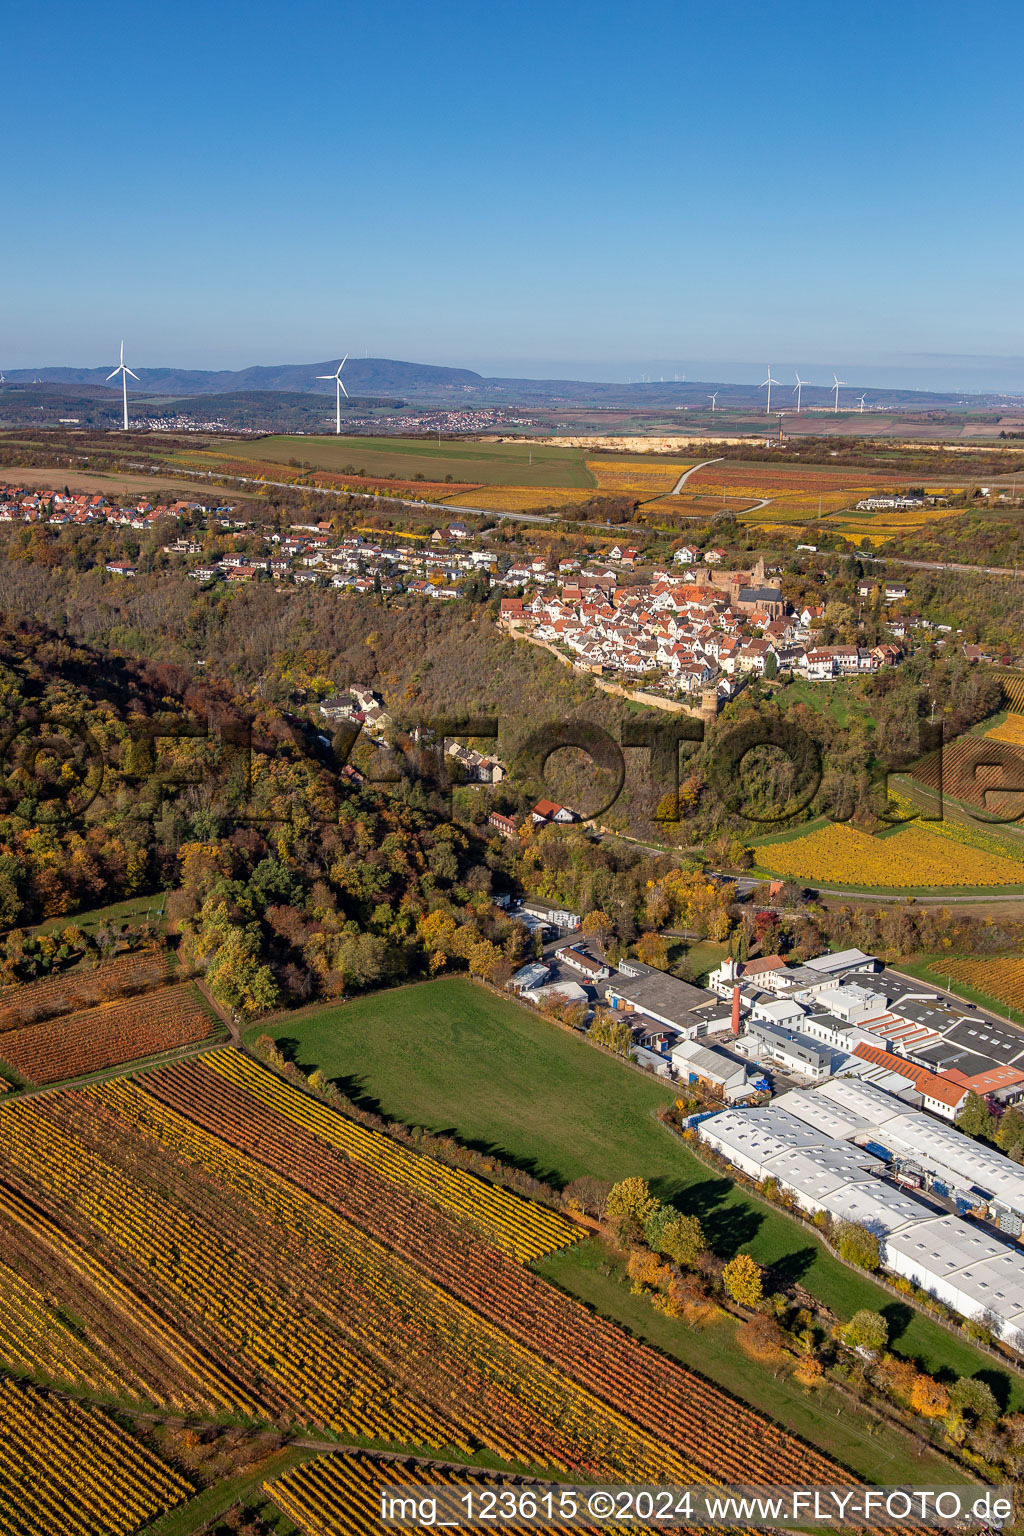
top-left (731, 985), bottom-right (741, 1036)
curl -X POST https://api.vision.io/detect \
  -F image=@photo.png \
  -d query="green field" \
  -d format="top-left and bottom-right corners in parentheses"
top-left (250, 977), bottom-right (1024, 1411)
top-left (216, 436), bottom-right (595, 489)
top-left (774, 678), bottom-right (876, 730)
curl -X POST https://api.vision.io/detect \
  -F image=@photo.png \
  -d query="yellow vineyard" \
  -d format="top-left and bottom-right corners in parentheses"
top-left (586, 456), bottom-right (694, 495)
top-left (940, 956), bottom-right (1024, 1014)
top-left (985, 714), bottom-right (1024, 746)
top-left (266, 1451), bottom-right (659, 1536)
top-left (0, 1376), bottom-right (190, 1535)
top-left (756, 822), bottom-right (1024, 888)
top-left (441, 486), bottom-right (600, 511)
top-left (203, 1050), bottom-right (581, 1261)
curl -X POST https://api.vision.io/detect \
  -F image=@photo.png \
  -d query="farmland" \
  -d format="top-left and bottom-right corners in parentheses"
top-left (250, 979), bottom-right (1024, 1407)
top-left (925, 955), bottom-right (1024, 1019)
top-left (752, 821), bottom-right (1024, 890)
top-left (0, 1376), bottom-right (190, 1535)
top-left (586, 455), bottom-right (694, 495)
top-left (0, 980), bottom-right (222, 1086)
top-left (909, 732), bottom-right (1024, 823)
top-left (0, 948), bottom-right (171, 1029)
top-left (441, 485), bottom-right (602, 512)
top-left (179, 436), bottom-right (595, 488)
top-left (985, 712), bottom-right (1024, 746)
top-left (0, 1053), bottom-right (860, 1490)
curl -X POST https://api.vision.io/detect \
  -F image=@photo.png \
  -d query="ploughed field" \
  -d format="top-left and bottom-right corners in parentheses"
top-left (0, 1046), bottom-right (853, 1509)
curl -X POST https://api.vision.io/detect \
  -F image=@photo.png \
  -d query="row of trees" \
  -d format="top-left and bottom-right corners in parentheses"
top-left (601, 1178), bottom-right (1022, 1474)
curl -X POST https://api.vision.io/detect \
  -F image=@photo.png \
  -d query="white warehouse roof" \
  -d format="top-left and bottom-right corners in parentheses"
top-left (700, 1105), bottom-right (831, 1176)
top-left (772, 1087), bottom-right (876, 1140)
top-left (813, 1075), bottom-right (909, 1131)
top-left (765, 1143), bottom-right (882, 1204)
top-left (884, 1214), bottom-right (1008, 1278)
top-left (803, 948), bottom-right (877, 975)
top-left (823, 1179), bottom-right (933, 1238)
top-left (880, 1112), bottom-right (1024, 1209)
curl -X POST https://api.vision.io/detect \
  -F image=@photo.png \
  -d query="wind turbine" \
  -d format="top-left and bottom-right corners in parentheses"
top-left (856, 393), bottom-right (867, 413)
top-left (759, 367), bottom-right (780, 416)
top-left (831, 373), bottom-right (847, 414)
top-left (708, 392), bottom-right (719, 413)
top-left (316, 356), bottom-right (349, 434)
top-left (793, 371), bottom-right (809, 414)
top-left (106, 341), bottom-right (138, 431)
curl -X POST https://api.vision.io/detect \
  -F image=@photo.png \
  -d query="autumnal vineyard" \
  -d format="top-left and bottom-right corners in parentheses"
top-left (755, 822), bottom-right (1024, 888)
top-left (939, 956), bottom-right (1024, 1014)
top-left (985, 713), bottom-right (1024, 746)
top-left (885, 791), bottom-right (1024, 868)
top-left (0, 948), bottom-right (171, 1031)
top-left (0, 981), bottom-right (220, 1085)
top-left (586, 457), bottom-right (694, 496)
top-left (0, 1375), bottom-right (190, 1535)
top-left (0, 1052), bottom-right (851, 1488)
top-left (177, 450), bottom-right (481, 499)
top-left (203, 1048), bottom-right (578, 1260)
top-left (442, 486), bottom-right (602, 512)
top-left (266, 1451), bottom-right (653, 1536)
top-left (909, 736), bottom-right (1024, 821)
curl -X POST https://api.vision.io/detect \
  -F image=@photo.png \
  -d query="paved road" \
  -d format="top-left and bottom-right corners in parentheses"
top-left (671, 457), bottom-right (724, 494)
top-left (865, 553), bottom-right (1024, 579)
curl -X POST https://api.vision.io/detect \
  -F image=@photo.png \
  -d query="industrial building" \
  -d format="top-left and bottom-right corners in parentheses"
top-left (604, 965), bottom-right (727, 1039)
top-left (740, 1018), bottom-right (850, 1080)
top-left (698, 1074), bottom-right (1024, 1348)
top-left (670, 1038), bottom-right (754, 1102)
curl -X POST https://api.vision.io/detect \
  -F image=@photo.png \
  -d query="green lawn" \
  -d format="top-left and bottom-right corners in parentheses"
top-left (31, 891), bottom-right (170, 941)
top-left (250, 977), bottom-right (1024, 1410)
top-left (219, 436), bottom-right (595, 489)
top-left (775, 678), bottom-right (875, 731)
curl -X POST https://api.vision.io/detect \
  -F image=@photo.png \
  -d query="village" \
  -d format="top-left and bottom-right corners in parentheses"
top-left (498, 549), bottom-right (904, 701)
top-left (2, 480), bottom-right (989, 706)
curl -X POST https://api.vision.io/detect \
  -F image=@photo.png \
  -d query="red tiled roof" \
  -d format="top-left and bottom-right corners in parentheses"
top-left (852, 1044), bottom-right (966, 1107)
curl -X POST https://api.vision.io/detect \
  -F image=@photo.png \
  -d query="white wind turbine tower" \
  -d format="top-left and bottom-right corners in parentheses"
top-left (856, 393), bottom-right (867, 413)
top-left (831, 372), bottom-right (848, 414)
top-left (316, 356), bottom-right (349, 434)
top-left (106, 341), bottom-right (139, 431)
top-left (708, 391), bottom-right (719, 412)
top-left (759, 367), bottom-right (780, 416)
top-left (793, 370), bottom-right (809, 414)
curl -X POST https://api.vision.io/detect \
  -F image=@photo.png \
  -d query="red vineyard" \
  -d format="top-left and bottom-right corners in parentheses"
top-left (141, 1051), bottom-right (851, 1486)
top-left (0, 948), bottom-right (171, 1033)
top-left (0, 981), bottom-right (219, 1085)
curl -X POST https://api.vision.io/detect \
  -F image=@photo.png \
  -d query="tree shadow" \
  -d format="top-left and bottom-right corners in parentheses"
top-left (276, 1052), bottom-right (568, 1186)
top-left (652, 1175), bottom-right (765, 1259)
top-left (879, 1301), bottom-right (915, 1346)
top-left (973, 1368), bottom-right (1012, 1413)
top-left (767, 1246), bottom-right (817, 1290)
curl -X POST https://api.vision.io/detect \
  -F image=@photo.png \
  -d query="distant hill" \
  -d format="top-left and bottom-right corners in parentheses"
top-left (3, 358), bottom-right (481, 398)
top-left (1, 357), bottom-right (1014, 414)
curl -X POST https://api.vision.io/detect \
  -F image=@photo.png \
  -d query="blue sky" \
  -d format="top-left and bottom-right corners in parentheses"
top-left (5, 0), bottom-right (1023, 388)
